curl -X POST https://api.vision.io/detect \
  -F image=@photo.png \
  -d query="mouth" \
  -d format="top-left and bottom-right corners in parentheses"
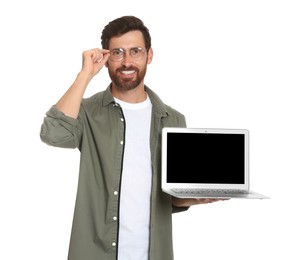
top-left (120, 70), bottom-right (136, 75)
top-left (118, 68), bottom-right (138, 79)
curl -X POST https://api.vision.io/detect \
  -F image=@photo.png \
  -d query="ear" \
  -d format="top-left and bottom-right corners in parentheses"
top-left (147, 47), bottom-right (153, 64)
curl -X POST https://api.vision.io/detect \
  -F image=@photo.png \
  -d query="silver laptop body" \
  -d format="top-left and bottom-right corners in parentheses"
top-left (161, 127), bottom-right (269, 199)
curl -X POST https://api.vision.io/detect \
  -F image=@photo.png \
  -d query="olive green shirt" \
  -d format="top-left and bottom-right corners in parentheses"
top-left (40, 85), bottom-right (187, 260)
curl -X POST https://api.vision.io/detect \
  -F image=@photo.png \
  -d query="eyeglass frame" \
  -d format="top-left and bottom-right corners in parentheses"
top-left (108, 47), bottom-right (148, 62)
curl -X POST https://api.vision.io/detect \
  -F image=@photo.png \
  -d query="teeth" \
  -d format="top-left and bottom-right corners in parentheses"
top-left (121, 70), bottom-right (135, 75)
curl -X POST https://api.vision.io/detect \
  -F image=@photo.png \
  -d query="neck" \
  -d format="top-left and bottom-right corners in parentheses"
top-left (111, 84), bottom-right (147, 103)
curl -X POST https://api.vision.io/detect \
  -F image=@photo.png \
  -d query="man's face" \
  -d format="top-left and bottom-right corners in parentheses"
top-left (106, 30), bottom-right (153, 91)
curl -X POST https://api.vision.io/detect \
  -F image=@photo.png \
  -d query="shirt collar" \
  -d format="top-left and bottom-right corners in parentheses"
top-left (102, 84), bottom-right (170, 118)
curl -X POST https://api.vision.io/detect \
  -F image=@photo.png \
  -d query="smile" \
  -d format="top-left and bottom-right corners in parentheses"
top-left (120, 70), bottom-right (136, 75)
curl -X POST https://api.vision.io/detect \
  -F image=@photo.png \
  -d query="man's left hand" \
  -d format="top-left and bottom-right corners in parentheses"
top-left (172, 197), bottom-right (229, 207)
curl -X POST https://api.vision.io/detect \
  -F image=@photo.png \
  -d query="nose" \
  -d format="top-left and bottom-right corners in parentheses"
top-left (121, 52), bottom-right (133, 67)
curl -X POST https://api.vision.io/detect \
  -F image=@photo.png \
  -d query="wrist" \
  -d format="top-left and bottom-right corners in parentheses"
top-left (77, 70), bottom-right (94, 85)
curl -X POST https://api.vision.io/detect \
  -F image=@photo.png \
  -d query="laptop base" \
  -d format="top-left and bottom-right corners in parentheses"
top-left (165, 189), bottom-right (269, 199)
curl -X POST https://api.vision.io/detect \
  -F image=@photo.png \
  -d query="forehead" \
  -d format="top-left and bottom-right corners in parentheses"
top-left (109, 30), bottom-right (145, 49)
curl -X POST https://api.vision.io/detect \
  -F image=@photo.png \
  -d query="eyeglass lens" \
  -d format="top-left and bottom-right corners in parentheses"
top-left (110, 48), bottom-right (145, 61)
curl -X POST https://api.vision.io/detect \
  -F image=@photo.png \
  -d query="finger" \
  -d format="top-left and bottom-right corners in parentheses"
top-left (98, 50), bottom-right (110, 63)
top-left (101, 49), bottom-right (110, 55)
top-left (90, 49), bottom-right (102, 63)
top-left (92, 49), bottom-right (110, 63)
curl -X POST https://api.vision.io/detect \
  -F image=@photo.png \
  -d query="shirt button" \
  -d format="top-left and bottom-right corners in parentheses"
top-left (120, 118), bottom-right (124, 122)
top-left (120, 141), bottom-right (124, 145)
top-left (113, 216), bottom-right (117, 221)
top-left (112, 242), bottom-right (116, 247)
top-left (114, 191), bottom-right (118, 196)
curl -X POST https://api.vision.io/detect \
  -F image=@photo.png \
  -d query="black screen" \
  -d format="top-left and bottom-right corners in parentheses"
top-left (166, 132), bottom-right (245, 184)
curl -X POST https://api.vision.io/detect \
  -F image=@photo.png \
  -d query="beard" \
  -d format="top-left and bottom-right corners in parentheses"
top-left (108, 63), bottom-right (147, 91)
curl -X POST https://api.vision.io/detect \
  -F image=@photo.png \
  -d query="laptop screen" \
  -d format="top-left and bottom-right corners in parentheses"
top-left (166, 132), bottom-right (246, 184)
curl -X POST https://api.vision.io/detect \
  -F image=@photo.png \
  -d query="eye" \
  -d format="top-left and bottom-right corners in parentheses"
top-left (130, 48), bottom-right (142, 56)
top-left (111, 49), bottom-right (124, 57)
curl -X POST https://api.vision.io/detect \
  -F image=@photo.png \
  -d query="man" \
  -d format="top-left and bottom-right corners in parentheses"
top-left (40, 16), bottom-right (220, 260)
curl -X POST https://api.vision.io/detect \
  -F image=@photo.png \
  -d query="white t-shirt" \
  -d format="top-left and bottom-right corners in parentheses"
top-left (114, 95), bottom-right (152, 260)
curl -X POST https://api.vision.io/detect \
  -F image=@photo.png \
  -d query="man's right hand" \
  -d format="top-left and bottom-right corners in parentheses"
top-left (81, 48), bottom-right (110, 79)
top-left (55, 48), bottom-right (110, 119)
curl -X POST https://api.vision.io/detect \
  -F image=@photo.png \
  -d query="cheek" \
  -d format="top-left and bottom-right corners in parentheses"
top-left (106, 62), bottom-right (117, 73)
top-left (107, 61), bottom-right (121, 70)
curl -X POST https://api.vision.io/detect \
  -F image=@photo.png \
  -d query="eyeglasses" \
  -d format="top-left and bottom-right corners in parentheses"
top-left (109, 47), bottom-right (146, 62)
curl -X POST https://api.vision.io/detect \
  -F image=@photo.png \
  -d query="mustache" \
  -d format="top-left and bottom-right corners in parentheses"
top-left (117, 66), bottom-right (139, 72)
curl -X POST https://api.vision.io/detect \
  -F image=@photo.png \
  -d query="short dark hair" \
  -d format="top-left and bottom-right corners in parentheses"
top-left (101, 16), bottom-right (151, 50)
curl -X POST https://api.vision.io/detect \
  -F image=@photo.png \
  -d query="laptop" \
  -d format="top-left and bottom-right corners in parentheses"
top-left (161, 127), bottom-right (269, 199)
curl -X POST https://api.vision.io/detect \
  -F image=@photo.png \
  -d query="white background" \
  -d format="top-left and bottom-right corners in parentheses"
top-left (1, 0), bottom-right (292, 259)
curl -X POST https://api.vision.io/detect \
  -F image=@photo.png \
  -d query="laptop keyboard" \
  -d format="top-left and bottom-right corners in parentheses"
top-left (171, 188), bottom-right (247, 195)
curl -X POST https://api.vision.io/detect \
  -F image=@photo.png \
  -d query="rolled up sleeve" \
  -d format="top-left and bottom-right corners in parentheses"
top-left (40, 105), bottom-right (83, 149)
